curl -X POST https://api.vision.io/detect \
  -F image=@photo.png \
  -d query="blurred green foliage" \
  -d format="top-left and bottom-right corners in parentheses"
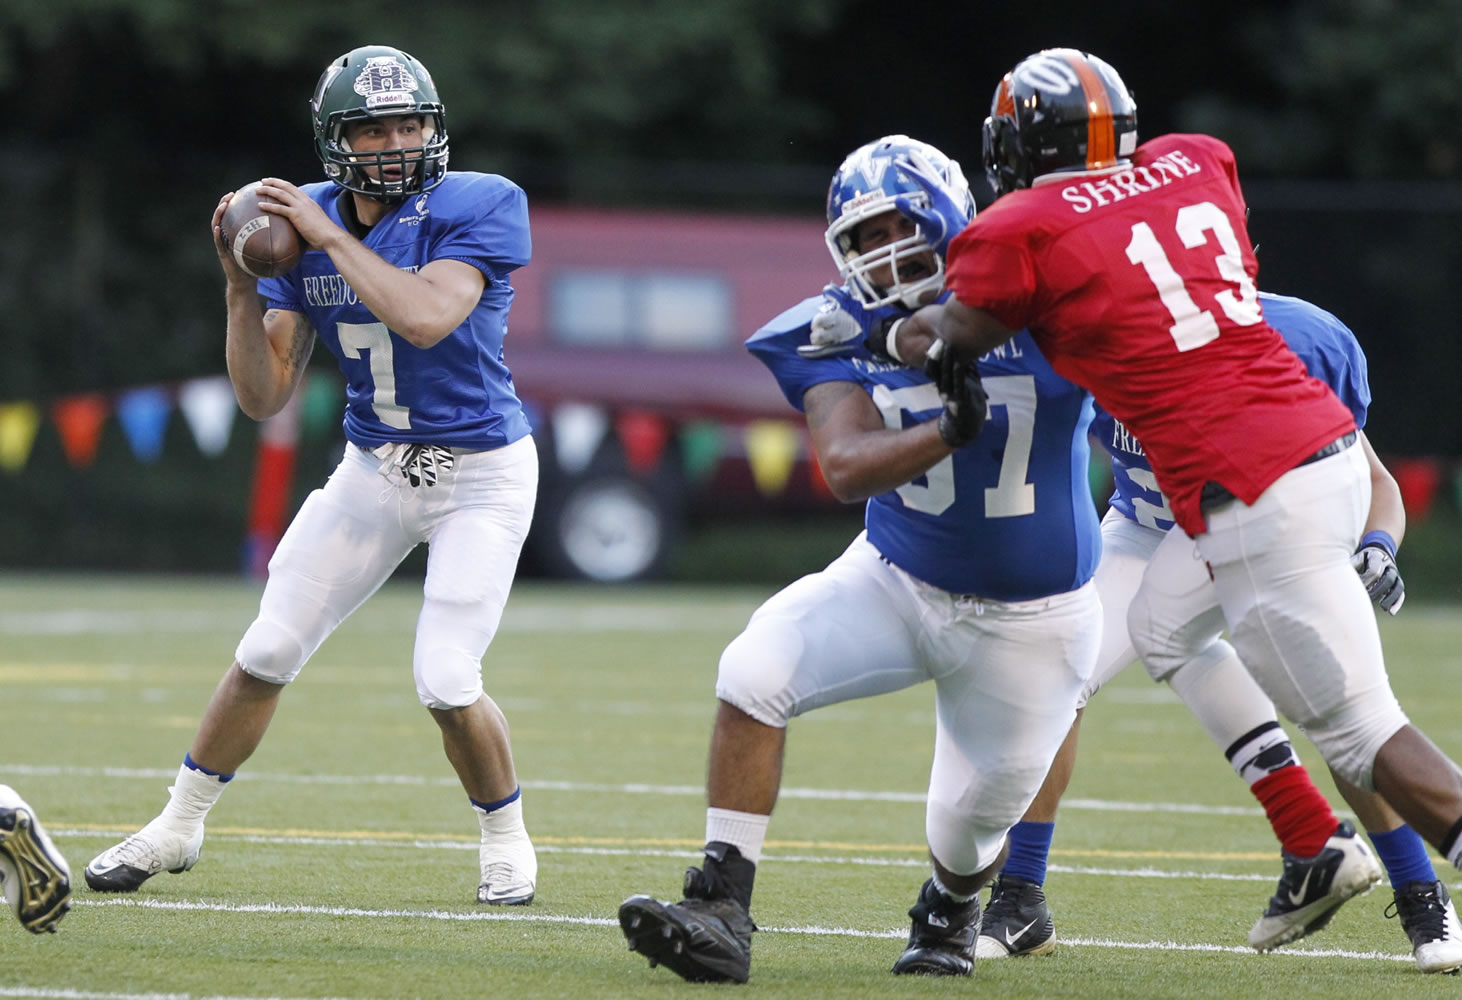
top-left (4, 1), bottom-right (1462, 575)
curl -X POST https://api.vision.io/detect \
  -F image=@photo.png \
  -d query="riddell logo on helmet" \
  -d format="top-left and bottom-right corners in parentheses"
top-left (838, 191), bottom-right (887, 217)
top-left (355, 56), bottom-right (418, 110)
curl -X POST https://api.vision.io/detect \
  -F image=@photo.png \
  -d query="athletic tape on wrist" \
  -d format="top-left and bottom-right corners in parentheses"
top-left (1360, 530), bottom-right (1397, 559)
top-left (884, 318), bottom-right (907, 364)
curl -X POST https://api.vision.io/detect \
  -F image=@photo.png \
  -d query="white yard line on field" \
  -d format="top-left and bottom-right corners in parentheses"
top-left (60, 896), bottom-right (1415, 966)
top-left (43, 828), bottom-right (1379, 883)
top-left (2, 763), bottom-right (1265, 816)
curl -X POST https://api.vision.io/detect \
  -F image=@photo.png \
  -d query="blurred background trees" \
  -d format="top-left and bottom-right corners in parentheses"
top-left (2, 0), bottom-right (1460, 578)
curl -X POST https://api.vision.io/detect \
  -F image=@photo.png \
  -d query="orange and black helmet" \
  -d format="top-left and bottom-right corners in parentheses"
top-left (982, 48), bottom-right (1138, 197)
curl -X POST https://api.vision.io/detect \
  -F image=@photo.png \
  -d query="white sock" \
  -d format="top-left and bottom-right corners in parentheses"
top-left (475, 797), bottom-right (527, 841)
top-left (157, 763), bottom-right (227, 832)
top-left (706, 807), bottom-right (770, 865)
top-left (932, 872), bottom-right (979, 903)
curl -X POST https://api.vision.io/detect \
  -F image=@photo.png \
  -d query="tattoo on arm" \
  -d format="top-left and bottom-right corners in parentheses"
top-left (286, 313), bottom-right (316, 373)
top-left (263, 309), bottom-right (316, 375)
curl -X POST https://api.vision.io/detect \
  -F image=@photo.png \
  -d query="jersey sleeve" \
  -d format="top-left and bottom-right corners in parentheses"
top-left (1262, 293), bottom-right (1372, 428)
top-left (745, 297), bottom-right (864, 411)
top-left (433, 178), bottom-right (532, 280)
top-left (944, 219), bottom-right (1039, 332)
top-left (257, 271), bottom-right (304, 313)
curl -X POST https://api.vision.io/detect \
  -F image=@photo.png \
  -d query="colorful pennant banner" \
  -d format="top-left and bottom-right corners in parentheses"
top-left (116, 387), bottom-right (172, 464)
top-left (743, 420), bottom-right (801, 497)
top-left (51, 394), bottom-right (109, 468)
top-left (0, 402), bottom-right (40, 473)
top-left (616, 410), bottom-right (670, 475)
top-left (177, 377), bottom-right (238, 457)
top-left (3, 375), bottom-right (1459, 540)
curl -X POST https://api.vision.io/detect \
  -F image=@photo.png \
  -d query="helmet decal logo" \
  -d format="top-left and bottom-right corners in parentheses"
top-left (1014, 54), bottom-right (1081, 95)
top-left (839, 145), bottom-right (892, 201)
top-left (354, 56), bottom-right (419, 111)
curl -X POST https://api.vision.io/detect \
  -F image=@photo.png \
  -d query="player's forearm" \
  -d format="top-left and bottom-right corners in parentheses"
top-left (817, 422), bottom-right (954, 502)
top-left (1359, 432), bottom-right (1406, 546)
top-left (224, 293), bottom-right (305, 420)
top-left (892, 301), bottom-right (1016, 368)
top-left (315, 230), bottom-right (459, 349)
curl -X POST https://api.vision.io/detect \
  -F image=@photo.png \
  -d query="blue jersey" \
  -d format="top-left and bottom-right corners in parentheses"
top-left (1096, 291), bottom-right (1371, 531)
top-left (258, 172), bottom-right (533, 451)
top-left (747, 297), bottom-right (1100, 601)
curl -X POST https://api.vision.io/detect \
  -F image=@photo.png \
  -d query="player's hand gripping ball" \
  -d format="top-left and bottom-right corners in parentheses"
top-left (219, 181), bottom-right (303, 278)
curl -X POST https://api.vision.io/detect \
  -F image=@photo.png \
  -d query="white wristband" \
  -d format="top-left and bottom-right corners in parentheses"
top-left (884, 318), bottom-right (907, 364)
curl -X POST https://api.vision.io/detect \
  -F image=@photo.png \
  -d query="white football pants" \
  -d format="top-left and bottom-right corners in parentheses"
top-left (1082, 508), bottom-right (1290, 756)
top-left (235, 438), bottom-right (538, 709)
top-left (716, 532), bottom-right (1102, 875)
top-left (1137, 442), bottom-right (1407, 787)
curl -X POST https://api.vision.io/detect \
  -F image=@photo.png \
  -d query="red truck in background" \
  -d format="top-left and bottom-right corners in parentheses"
top-left (505, 205), bottom-right (842, 581)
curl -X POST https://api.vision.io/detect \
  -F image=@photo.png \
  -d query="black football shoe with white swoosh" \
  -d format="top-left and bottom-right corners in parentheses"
top-left (975, 873), bottom-right (1056, 958)
top-left (1248, 821), bottom-right (1382, 951)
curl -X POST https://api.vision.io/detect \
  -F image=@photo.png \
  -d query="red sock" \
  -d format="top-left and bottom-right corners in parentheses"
top-left (1251, 765), bottom-right (1337, 857)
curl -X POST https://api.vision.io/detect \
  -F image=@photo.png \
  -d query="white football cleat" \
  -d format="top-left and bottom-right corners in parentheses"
top-left (84, 820), bottom-right (203, 893)
top-left (1248, 821), bottom-right (1382, 951)
top-left (1389, 880), bottom-right (1462, 975)
top-left (0, 785), bottom-right (72, 933)
top-left (477, 827), bottom-right (536, 906)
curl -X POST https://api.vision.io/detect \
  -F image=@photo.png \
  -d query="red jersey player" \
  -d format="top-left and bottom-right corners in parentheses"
top-left (883, 47), bottom-right (1462, 882)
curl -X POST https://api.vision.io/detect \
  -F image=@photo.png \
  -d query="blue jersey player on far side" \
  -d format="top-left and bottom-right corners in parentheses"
top-left (618, 136), bottom-right (1104, 983)
top-left (86, 45), bottom-right (540, 909)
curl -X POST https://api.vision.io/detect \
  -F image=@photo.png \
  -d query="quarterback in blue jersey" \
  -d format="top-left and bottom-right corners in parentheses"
top-left (981, 294), bottom-right (1462, 973)
top-left (619, 136), bottom-right (1104, 983)
top-left (86, 45), bottom-right (539, 908)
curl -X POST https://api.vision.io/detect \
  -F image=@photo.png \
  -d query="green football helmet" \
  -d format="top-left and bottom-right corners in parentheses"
top-left (310, 45), bottom-right (449, 200)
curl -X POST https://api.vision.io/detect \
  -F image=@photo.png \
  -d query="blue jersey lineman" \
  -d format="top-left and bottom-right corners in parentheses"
top-left (618, 135), bottom-right (1104, 983)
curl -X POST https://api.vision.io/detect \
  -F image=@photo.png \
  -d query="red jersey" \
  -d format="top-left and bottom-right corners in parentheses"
top-left (946, 133), bottom-right (1355, 535)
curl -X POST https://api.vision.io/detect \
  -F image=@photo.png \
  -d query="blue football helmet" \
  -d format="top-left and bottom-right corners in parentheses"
top-left (824, 135), bottom-right (973, 309)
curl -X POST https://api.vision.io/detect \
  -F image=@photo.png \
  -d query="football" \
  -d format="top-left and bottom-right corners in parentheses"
top-left (220, 181), bottom-right (303, 278)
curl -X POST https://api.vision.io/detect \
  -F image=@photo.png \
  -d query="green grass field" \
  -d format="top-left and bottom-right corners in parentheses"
top-left (3, 574), bottom-right (1461, 999)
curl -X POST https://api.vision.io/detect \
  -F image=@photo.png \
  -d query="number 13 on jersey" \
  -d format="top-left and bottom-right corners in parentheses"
top-left (1125, 200), bottom-right (1262, 352)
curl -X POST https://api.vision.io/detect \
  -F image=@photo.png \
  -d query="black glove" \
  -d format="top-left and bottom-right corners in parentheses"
top-left (1352, 541), bottom-right (1405, 615)
top-left (931, 346), bottom-right (987, 447)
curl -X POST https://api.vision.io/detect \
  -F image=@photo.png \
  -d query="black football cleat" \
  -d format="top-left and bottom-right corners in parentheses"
top-left (891, 878), bottom-right (981, 976)
top-left (1387, 879), bottom-right (1462, 974)
top-left (619, 842), bottom-right (756, 983)
top-left (976, 873), bottom-right (1056, 958)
